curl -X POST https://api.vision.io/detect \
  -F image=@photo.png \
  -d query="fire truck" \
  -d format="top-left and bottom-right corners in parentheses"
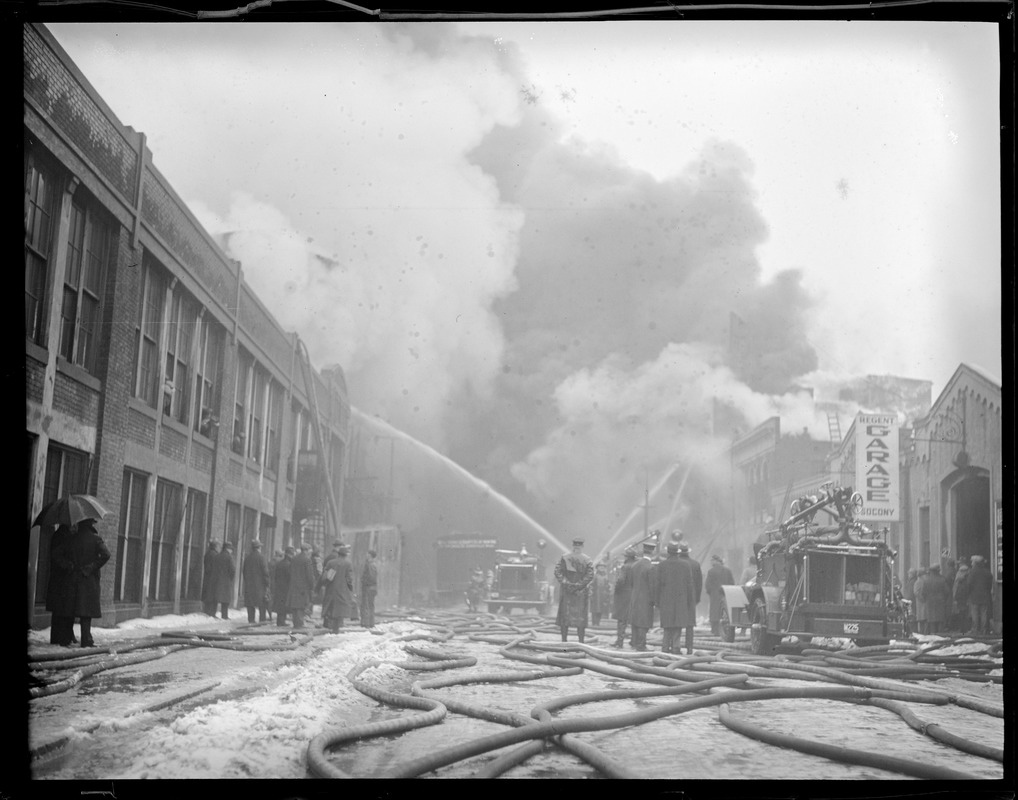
top-left (486, 546), bottom-right (553, 615)
top-left (719, 483), bottom-right (909, 654)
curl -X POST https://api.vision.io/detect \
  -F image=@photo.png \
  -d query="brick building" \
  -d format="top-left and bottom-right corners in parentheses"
top-left (25, 23), bottom-right (350, 628)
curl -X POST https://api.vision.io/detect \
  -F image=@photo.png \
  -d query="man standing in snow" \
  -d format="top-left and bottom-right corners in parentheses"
top-left (214, 541), bottom-right (236, 620)
top-left (272, 546), bottom-right (294, 626)
top-left (554, 537), bottom-right (594, 642)
top-left (287, 542), bottom-right (317, 630)
top-left (705, 555), bottom-right (735, 635)
top-left (201, 540), bottom-right (220, 616)
top-left (628, 541), bottom-right (658, 651)
top-left (242, 539), bottom-right (271, 623)
top-left (360, 549), bottom-right (379, 628)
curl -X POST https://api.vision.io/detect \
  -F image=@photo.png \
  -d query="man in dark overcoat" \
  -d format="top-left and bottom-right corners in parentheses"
top-left (921, 563), bottom-right (950, 634)
top-left (360, 549), bottom-right (379, 628)
top-left (201, 540), bottom-right (220, 616)
top-left (628, 541), bottom-right (658, 651)
top-left (214, 541), bottom-right (236, 620)
top-left (656, 541), bottom-right (697, 654)
top-left (554, 537), bottom-right (594, 642)
top-left (272, 546), bottom-right (295, 626)
top-left (705, 555), bottom-right (735, 635)
top-left (320, 544), bottom-right (355, 633)
top-left (242, 539), bottom-right (271, 623)
top-left (590, 562), bottom-right (611, 626)
top-left (678, 542), bottom-right (702, 630)
top-left (46, 524), bottom-right (78, 646)
top-left (287, 542), bottom-right (317, 629)
top-left (60, 518), bottom-right (111, 648)
top-left (913, 567), bottom-right (931, 633)
top-left (965, 555), bottom-right (994, 635)
top-left (612, 547), bottom-right (637, 648)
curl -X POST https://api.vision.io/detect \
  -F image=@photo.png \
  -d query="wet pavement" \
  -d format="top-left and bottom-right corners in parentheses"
top-left (28, 609), bottom-right (1005, 781)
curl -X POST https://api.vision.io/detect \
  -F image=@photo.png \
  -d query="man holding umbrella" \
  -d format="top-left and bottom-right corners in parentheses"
top-left (48, 518), bottom-right (110, 648)
top-left (34, 494), bottom-right (110, 647)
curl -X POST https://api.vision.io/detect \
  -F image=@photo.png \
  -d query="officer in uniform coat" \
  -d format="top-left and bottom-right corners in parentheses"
top-left (612, 547), bottom-right (637, 647)
top-left (628, 541), bottom-right (658, 651)
top-left (554, 537), bottom-right (594, 642)
top-left (656, 541), bottom-right (697, 654)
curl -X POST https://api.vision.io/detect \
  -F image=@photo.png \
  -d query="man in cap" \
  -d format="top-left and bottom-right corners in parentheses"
top-left (965, 555), bottom-right (994, 635)
top-left (214, 541), bottom-right (236, 620)
top-left (612, 547), bottom-right (637, 647)
top-left (628, 541), bottom-right (658, 651)
top-left (320, 543), bottom-right (354, 634)
top-left (656, 541), bottom-right (697, 654)
top-left (242, 539), bottom-right (271, 623)
top-left (201, 540), bottom-right (220, 616)
top-left (705, 554), bottom-right (735, 635)
top-left (554, 537), bottom-right (594, 642)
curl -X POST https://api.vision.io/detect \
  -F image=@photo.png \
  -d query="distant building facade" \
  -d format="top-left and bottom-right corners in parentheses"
top-left (25, 24), bottom-right (349, 627)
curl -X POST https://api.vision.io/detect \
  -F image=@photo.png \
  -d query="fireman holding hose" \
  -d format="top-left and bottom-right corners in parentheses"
top-left (555, 537), bottom-right (595, 642)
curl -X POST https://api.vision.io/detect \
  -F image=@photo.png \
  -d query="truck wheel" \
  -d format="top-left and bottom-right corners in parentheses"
top-left (750, 598), bottom-right (778, 655)
top-left (719, 604), bottom-right (736, 643)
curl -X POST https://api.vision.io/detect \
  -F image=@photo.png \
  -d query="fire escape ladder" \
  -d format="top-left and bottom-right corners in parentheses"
top-left (827, 411), bottom-right (842, 446)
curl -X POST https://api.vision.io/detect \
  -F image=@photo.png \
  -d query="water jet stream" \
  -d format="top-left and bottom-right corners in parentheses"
top-left (352, 408), bottom-right (570, 555)
top-left (596, 463), bottom-right (681, 562)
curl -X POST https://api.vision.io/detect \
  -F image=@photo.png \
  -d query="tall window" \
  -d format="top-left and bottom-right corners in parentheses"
top-left (266, 381), bottom-right (282, 470)
top-left (25, 151), bottom-right (58, 345)
top-left (248, 368), bottom-right (267, 463)
top-left (134, 262), bottom-right (167, 407)
top-left (150, 479), bottom-right (183, 602)
top-left (35, 444), bottom-right (89, 604)
top-left (225, 501), bottom-right (242, 553)
top-left (60, 194), bottom-right (111, 373)
top-left (115, 470), bottom-right (148, 604)
top-left (233, 353), bottom-right (252, 456)
top-left (193, 315), bottom-right (224, 438)
top-left (163, 290), bottom-right (197, 424)
top-left (181, 488), bottom-right (208, 602)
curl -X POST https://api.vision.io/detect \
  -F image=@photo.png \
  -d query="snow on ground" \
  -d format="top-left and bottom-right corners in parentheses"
top-left (40, 616), bottom-right (442, 779)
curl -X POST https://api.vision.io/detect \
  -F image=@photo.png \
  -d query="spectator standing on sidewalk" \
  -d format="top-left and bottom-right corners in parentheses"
top-left (46, 524), bottom-right (78, 646)
top-left (360, 549), bottom-right (379, 628)
top-left (213, 541), bottom-right (236, 620)
top-left (320, 544), bottom-right (355, 633)
top-left (59, 518), bottom-right (111, 648)
top-left (272, 546), bottom-right (295, 626)
top-left (287, 542), bottom-right (316, 630)
top-left (590, 562), bottom-right (611, 626)
top-left (966, 555), bottom-right (994, 635)
top-left (201, 540), bottom-right (220, 617)
top-left (242, 539), bottom-right (271, 623)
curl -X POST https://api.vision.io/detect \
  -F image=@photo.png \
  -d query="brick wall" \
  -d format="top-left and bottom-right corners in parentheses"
top-left (158, 425), bottom-right (187, 463)
top-left (27, 357), bottom-right (45, 403)
top-left (23, 26), bottom-right (138, 202)
top-left (52, 372), bottom-right (100, 420)
top-left (126, 407), bottom-right (156, 449)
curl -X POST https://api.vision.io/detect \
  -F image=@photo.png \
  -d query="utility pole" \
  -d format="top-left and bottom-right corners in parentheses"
top-left (640, 471), bottom-right (653, 541)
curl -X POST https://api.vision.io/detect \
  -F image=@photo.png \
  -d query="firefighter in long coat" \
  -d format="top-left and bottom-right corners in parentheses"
top-left (286, 542), bottom-right (317, 629)
top-left (201, 540), bottom-right (220, 616)
top-left (589, 562), bottom-right (611, 626)
top-left (705, 555), bottom-right (735, 635)
top-left (628, 541), bottom-right (658, 651)
top-left (272, 546), bottom-right (294, 626)
top-left (612, 547), bottom-right (637, 647)
top-left (242, 539), bottom-right (271, 623)
top-left (213, 541), bottom-right (236, 620)
top-left (678, 542), bottom-right (703, 625)
top-left (554, 537), bottom-right (594, 642)
top-left (319, 544), bottom-right (355, 633)
top-left (656, 541), bottom-right (697, 654)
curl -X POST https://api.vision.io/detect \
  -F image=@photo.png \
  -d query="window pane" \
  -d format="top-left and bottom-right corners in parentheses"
top-left (76, 294), bottom-right (99, 370)
top-left (66, 203), bottom-right (85, 288)
top-left (59, 285), bottom-right (77, 361)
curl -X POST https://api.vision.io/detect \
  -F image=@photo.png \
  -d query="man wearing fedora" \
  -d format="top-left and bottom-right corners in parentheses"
top-left (554, 537), bottom-right (594, 642)
top-left (656, 541), bottom-right (696, 654)
top-left (628, 540), bottom-right (659, 651)
top-left (612, 547), bottom-right (637, 648)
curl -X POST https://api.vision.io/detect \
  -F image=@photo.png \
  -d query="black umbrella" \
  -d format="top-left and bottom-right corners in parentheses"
top-left (32, 494), bottom-right (110, 528)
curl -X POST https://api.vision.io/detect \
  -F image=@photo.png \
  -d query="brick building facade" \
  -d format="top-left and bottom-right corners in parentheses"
top-left (25, 23), bottom-right (350, 628)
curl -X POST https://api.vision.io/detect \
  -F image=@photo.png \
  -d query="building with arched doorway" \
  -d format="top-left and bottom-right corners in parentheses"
top-left (901, 364), bottom-right (1003, 632)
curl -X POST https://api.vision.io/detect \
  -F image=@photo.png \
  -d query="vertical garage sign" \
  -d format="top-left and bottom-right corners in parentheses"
top-left (855, 413), bottom-right (900, 521)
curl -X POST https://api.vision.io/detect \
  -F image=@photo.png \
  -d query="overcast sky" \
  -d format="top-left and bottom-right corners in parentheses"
top-left (43, 21), bottom-right (1003, 543)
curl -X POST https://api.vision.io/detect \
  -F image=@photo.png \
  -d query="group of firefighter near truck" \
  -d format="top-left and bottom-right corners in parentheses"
top-left (719, 482), bottom-right (911, 654)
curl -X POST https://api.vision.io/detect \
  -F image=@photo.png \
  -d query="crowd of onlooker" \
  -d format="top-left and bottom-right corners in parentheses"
top-left (901, 550), bottom-right (996, 635)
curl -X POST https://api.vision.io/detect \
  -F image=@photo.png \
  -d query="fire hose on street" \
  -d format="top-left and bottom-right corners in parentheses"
top-left (303, 610), bottom-right (1003, 779)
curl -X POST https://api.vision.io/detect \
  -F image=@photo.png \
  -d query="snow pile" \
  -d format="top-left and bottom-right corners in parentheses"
top-left (28, 610), bottom-right (244, 647)
top-left (97, 623), bottom-right (437, 779)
